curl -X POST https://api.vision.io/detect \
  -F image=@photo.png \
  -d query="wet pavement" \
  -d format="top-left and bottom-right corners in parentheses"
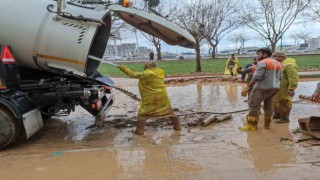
top-left (0, 77), bottom-right (320, 179)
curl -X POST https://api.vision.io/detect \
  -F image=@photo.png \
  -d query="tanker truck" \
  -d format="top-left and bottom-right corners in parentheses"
top-left (0, 0), bottom-right (195, 149)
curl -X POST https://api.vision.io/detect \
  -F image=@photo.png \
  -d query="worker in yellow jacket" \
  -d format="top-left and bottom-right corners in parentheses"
top-left (224, 54), bottom-right (238, 76)
top-left (272, 52), bottom-right (299, 123)
top-left (118, 62), bottom-right (181, 135)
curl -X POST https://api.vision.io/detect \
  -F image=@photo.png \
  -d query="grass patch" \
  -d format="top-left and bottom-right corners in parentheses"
top-left (98, 54), bottom-right (320, 77)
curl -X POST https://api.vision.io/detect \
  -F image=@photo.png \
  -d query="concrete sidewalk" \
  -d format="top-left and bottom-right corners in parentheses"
top-left (164, 70), bottom-right (320, 79)
top-left (298, 71), bottom-right (320, 78)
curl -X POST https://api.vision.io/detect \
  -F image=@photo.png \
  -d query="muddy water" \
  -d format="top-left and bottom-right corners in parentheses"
top-left (0, 78), bottom-right (320, 179)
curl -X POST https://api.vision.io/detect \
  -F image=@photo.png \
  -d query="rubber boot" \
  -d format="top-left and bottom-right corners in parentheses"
top-left (275, 110), bottom-right (290, 123)
top-left (134, 118), bottom-right (145, 135)
top-left (273, 112), bottom-right (281, 119)
top-left (171, 116), bottom-right (181, 130)
top-left (239, 115), bottom-right (258, 131)
top-left (264, 115), bottom-right (272, 129)
top-left (282, 110), bottom-right (290, 122)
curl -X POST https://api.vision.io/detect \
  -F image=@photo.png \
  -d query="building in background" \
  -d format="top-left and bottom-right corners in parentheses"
top-left (307, 36), bottom-right (320, 50)
top-left (104, 30), bottom-right (152, 60)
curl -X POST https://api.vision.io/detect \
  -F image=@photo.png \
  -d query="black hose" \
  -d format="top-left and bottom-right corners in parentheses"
top-left (178, 109), bottom-right (250, 116)
top-left (177, 99), bottom-right (315, 117)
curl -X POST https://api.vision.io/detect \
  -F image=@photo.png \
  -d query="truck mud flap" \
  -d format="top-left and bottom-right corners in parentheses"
top-left (22, 109), bottom-right (43, 139)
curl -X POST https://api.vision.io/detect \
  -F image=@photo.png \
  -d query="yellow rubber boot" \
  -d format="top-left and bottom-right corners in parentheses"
top-left (239, 115), bottom-right (258, 131)
top-left (264, 115), bottom-right (272, 129)
top-left (171, 116), bottom-right (181, 130)
top-left (134, 118), bottom-right (145, 135)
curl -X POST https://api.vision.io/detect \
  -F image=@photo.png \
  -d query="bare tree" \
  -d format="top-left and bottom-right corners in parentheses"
top-left (176, 0), bottom-right (213, 72)
top-left (240, 0), bottom-right (312, 52)
top-left (138, 0), bottom-right (180, 60)
top-left (289, 32), bottom-right (310, 46)
top-left (305, 0), bottom-right (320, 23)
top-left (228, 33), bottom-right (248, 55)
top-left (203, 0), bottom-right (243, 59)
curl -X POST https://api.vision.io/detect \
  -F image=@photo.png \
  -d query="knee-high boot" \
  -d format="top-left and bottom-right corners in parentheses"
top-left (273, 112), bottom-right (281, 119)
top-left (264, 115), bottom-right (272, 129)
top-left (282, 109), bottom-right (291, 122)
top-left (134, 117), bottom-right (146, 135)
top-left (275, 109), bottom-right (291, 123)
top-left (239, 115), bottom-right (259, 131)
top-left (171, 116), bottom-right (181, 130)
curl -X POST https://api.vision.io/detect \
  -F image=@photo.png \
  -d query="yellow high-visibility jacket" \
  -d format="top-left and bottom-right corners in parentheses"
top-left (118, 65), bottom-right (173, 117)
top-left (274, 58), bottom-right (299, 113)
top-left (224, 57), bottom-right (238, 75)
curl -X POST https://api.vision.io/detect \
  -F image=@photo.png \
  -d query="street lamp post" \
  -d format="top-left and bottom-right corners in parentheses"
top-left (134, 29), bottom-right (139, 56)
top-left (280, 32), bottom-right (284, 51)
top-left (280, 35), bottom-right (283, 51)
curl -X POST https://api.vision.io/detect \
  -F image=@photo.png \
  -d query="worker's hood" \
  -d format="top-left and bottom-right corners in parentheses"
top-left (145, 68), bottom-right (165, 79)
top-left (283, 58), bottom-right (297, 65)
top-left (108, 5), bottom-right (195, 48)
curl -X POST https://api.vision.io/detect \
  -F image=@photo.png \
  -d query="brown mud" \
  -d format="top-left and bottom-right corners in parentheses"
top-left (0, 76), bottom-right (320, 179)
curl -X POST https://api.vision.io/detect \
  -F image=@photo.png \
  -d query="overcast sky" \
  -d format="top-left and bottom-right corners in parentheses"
top-left (110, 0), bottom-right (320, 54)
top-left (115, 20), bottom-right (320, 54)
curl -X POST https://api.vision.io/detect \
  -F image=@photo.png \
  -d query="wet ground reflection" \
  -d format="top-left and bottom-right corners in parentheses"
top-left (0, 78), bottom-right (319, 179)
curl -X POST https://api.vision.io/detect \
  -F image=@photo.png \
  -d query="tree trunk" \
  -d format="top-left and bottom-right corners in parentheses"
top-left (271, 41), bottom-right (276, 52)
top-left (211, 44), bottom-right (218, 59)
top-left (156, 44), bottom-right (161, 60)
top-left (195, 43), bottom-right (201, 72)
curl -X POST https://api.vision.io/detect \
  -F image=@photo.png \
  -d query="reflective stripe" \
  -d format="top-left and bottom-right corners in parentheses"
top-left (1, 46), bottom-right (16, 64)
top-left (2, 58), bottom-right (16, 64)
top-left (36, 53), bottom-right (85, 66)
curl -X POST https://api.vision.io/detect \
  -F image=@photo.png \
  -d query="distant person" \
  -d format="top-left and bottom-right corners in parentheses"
top-left (239, 48), bottom-right (283, 131)
top-left (117, 62), bottom-right (181, 135)
top-left (149, 51), bottom-right (154, 61)
top-left (239, 57), bottom-right (258, 82)
top-left (311, 82), bottom-right (320, 103)
top-left (272, 52), bottom-right (299, 123)
top-left (224, 54), bottom-right (238, 77)
top-left (238, 57), bottom-right (258, 102)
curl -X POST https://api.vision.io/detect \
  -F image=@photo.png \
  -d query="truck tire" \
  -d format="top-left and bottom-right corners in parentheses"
top-left (179, 56), bottom-right (184, 60)
top-left (0, 108), bottom-right (21, 149)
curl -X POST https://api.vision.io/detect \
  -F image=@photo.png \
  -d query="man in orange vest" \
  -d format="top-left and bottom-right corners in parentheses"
top-left (238, 57), bottom-right (258, 83)
top-left (240, 48), bottom-right (283, 131)
top-left (238, 57), bottom-right (258, 101)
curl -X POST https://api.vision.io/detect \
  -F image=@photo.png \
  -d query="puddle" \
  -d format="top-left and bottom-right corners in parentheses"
top-left (0, 77), bottom-right (320, 179)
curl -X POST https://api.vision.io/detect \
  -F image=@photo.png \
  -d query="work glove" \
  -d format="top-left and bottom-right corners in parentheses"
top-left (118, 65), bottom-right (124, 69)
top-left (311, 93), bottom-right (320, 103)
top-left (287, 90), bottom-right (295, 97)
top-left (241, 87), bottom-right (250, 97)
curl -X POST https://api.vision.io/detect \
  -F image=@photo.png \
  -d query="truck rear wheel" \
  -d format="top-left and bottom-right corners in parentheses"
top-left (0, 108), bottom-right (21, 149)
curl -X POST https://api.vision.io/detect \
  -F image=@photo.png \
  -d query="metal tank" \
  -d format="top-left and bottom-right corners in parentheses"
top-left (0, 0), bottom-right (111, 76)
